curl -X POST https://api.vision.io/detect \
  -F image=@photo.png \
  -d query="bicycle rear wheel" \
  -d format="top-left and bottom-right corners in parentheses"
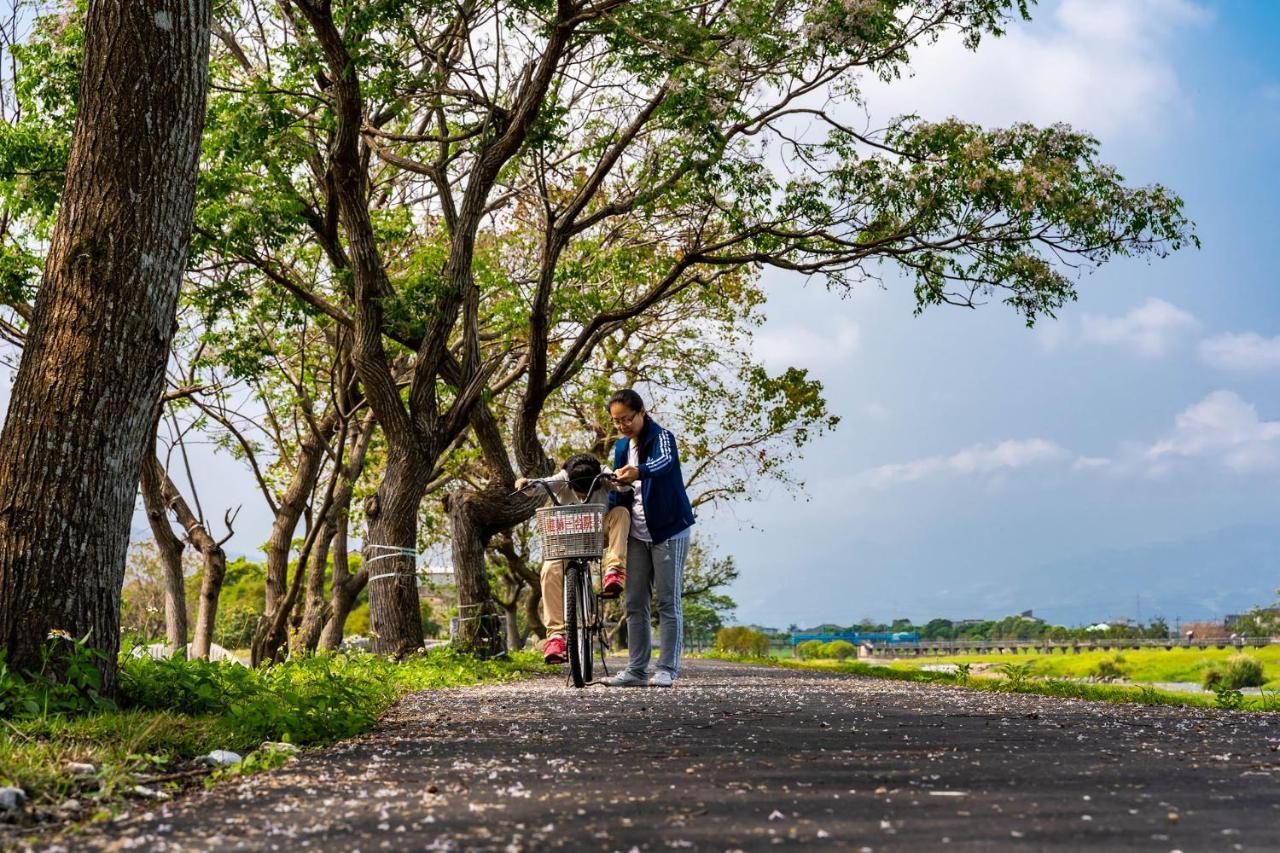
top-left (564, 564), bottom-right (587, 688)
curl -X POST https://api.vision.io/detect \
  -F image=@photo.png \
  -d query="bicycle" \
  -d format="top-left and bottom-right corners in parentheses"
top-left (515, 471), bottom-right (623, 687)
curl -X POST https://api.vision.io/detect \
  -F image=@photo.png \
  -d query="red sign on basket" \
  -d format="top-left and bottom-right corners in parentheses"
top-left (544, 513), bottom-right (601, 536)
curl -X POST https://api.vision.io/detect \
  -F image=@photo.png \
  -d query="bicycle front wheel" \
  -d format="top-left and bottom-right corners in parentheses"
top-left (564, 564), bottom-right (587, 688)
top-left (576, 566), bottom-right (595, 683)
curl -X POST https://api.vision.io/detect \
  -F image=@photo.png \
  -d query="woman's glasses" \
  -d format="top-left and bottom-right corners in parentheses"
top-left (610, 410), bottom-right (641, 427)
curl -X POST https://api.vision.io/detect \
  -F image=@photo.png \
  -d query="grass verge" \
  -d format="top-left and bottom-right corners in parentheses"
top-left (0, 648), bottom-right (551, 828)
top-left (699, 651), bottom-right (1280, 713)
top-left (877, 646), bottom-right (1280, 687)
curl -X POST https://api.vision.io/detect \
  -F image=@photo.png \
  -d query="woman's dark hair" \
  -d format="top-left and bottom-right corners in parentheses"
top-left (563, 452), bottom-right (602, 494)
top-left (607, 388), bottom-right (644, 412)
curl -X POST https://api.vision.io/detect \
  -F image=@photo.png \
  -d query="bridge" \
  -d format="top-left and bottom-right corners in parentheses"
top-left (859, 636), bottom-right (1276, 658)
top-left (791, 631), bottom-right (919, 646)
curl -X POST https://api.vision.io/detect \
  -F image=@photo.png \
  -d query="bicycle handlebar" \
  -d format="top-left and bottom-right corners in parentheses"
top-left (511, 471), bottom-right (629, 507)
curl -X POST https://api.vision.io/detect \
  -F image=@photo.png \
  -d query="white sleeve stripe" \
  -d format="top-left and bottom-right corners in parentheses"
top-left (646, 431), bottom-right (674, 473)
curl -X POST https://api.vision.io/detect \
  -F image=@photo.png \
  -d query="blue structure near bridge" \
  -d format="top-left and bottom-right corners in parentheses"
top-left (790, 631), bottom-right (919, 646)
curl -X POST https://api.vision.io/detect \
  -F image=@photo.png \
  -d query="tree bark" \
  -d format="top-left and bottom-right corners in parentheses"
top-left (524, 585), bottom-right (546, 643)
top-left (297, 411), bottom-right (374, 653)
top-left (448, 489), bottom-right (504, 657)
top-left (140, 417), bottom-right (234, 660)
top-left (0, 0), bottom-right (211, 688)
top-left (190, 541), bottom-right (228, 660)
top-left (319, 511), bottom-right (366, 651)
top-left (494, 533), bottom-right (545, 642)
top-left (363, 452), bottom-right (428, 656)
top-left (264, 411), bottom-right (335, 614)
top-left (295, 525), bottom-right (335, 654)
top-left (500, 595), bottom-right (522, 652)
top-left (141, 449), bottom-right (189, 654)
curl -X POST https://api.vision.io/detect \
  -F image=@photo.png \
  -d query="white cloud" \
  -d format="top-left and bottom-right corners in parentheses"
top-left (862, 438), bottom-right (1070, 487)
top-left (1198, 332), bottom-right (1280, 371)
top-left (1072, 456), bottom-right (1112, 471)
top-left (1080, 298), bottom-right (1198, 357)
top-left (754, 319), bottom-right (860, 369)
top-left (1146, 390), bottom-right (1280, 472)
top-left (859, 0), bottom-right (1209, 140)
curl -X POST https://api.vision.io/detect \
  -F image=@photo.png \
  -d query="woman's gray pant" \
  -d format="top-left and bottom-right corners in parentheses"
top-left (623, 531), bottom-right (691, 678)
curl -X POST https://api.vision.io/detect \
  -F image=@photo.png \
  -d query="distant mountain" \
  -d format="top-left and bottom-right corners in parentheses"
top-left (1017, 523), bottom-right (1280, 626)
top-left (732, 522), bottom-right (1280, 630)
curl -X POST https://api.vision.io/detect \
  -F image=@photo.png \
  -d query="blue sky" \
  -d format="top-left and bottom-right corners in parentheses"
top-left (702, 0), bottom-right (1280, 629)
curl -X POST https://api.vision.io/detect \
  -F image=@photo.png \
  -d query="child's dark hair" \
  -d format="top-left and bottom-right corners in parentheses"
top-left (607, 388), bottom-right (644, 412)
top-left (563, 452), bottom-right (602, 494)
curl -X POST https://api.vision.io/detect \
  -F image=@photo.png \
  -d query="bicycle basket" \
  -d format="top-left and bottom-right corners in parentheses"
top-left (536, 505), bottom-right (605, 560)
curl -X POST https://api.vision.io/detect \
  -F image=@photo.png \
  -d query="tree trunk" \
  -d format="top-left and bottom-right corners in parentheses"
top-left (190, 544), bottom-right (227, 659)
top-left (263, 413), bottom-right (334, 614)
top-left (140, 427), bottom-right (234, 661)
top-left (141, 447), bottom-right (188, 654)
top-left (524, 584), bottom-right (546, 642)
top-left (0, 0), bottom-right (211, 688)
top-left (297, 412), bottom-right (374, 653)
top-left (318, 421), bottom-right (376, 653)
top-left (494, 532), bottom-right (545, 642)
top-left (363, 452), bottom-right (427, 656)
top-left (320, 512), bottom-right (366, 651)
top-left (501, 596), bottom-right (522, 652)
top-left (295, 524), bottom-right (334, 654)
top-left (449, 488), bottom-right (516, 658)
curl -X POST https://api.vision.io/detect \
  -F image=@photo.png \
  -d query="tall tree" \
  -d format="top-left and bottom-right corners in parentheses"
top-left (0, 0), bottom-right (212, 687)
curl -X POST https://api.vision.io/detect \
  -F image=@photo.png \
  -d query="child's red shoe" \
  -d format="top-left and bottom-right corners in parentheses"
top-left (543, 635), bottom-right (567, 664)
top-left (601, 569), bottom-right (625, 599)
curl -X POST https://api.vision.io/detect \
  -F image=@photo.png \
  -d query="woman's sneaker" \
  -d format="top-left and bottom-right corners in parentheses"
top-left (542, 635), bottom-right (567, 664)
top-left (649, 670), bottom-right (674, 688)
top-left (600, 568), bottom-right (625, 599)
top-left (603, 670), bottom-right (648, 687)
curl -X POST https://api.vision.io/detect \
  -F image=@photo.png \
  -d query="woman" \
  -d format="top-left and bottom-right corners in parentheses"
top-left (603, 389), bottom-right (695, 688)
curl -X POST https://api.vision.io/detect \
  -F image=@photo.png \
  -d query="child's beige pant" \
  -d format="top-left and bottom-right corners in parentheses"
top-left (541, 506), bottom-right (630, 638)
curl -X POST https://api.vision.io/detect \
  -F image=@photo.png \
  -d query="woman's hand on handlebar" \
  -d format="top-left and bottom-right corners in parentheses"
top-left (514, 477), bottom-right (530, 490)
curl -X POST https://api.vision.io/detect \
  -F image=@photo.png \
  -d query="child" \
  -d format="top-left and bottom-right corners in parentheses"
top-left (516, 453), bottom-right (630, 664)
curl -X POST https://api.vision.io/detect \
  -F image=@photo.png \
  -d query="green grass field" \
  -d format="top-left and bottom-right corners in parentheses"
top-left (702, 651), bottom-right (1280, 712)
top-left (881, 646), bottom-right (1280, 688)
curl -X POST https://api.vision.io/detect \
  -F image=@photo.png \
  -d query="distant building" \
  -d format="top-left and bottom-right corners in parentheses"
top-left (1226, 609), bottom-right (1280, 631)
top-left (1182, 620), bottom-right (1230, 640)
top-left (1014, 610), bottom-right (1044, 623)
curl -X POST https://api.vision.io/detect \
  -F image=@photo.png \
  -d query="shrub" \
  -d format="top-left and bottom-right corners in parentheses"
top-left (822, 640), bottom-right (857, 660)
top-left (0, 634), bottom-right (119, 718)
top-left (714, 627), bottom-right (769, 658)
top-left (794, 639), bottom-right (825, 660)
top-left (214, 604), bottom-right (261, 651)
top-left (1090, 654), bottom-right (1129, 682)
top-left (1202, 654), bottom-right (1265, 691)
top-left (996, 661), bottom-right (1037, 687)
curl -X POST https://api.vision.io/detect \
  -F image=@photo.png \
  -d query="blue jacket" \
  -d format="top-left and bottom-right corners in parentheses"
top-left (613, 416), bottom-right (695, 544)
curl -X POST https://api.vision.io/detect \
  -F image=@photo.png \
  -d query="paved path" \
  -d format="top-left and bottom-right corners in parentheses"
top-left (46, 660), bottom-right (1280, 851)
